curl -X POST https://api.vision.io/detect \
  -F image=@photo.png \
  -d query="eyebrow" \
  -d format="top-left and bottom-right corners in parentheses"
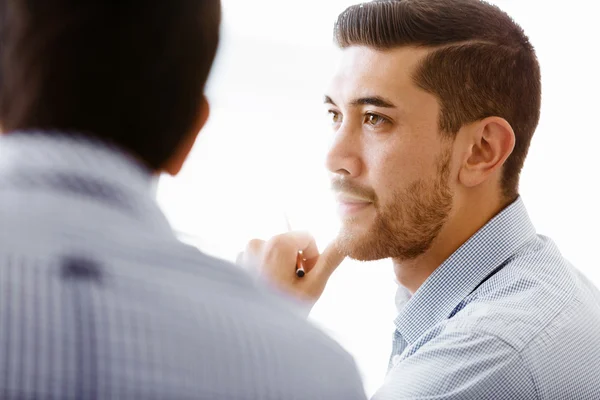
top-left (324, 95), bottom-right (396, 108)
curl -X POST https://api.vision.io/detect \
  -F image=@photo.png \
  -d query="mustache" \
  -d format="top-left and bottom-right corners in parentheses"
top-left (331, 178), bottom-right (377, 202)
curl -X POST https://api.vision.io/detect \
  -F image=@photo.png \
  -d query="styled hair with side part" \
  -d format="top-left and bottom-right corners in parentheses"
top-left (334, 0), bottom-right (542, 199)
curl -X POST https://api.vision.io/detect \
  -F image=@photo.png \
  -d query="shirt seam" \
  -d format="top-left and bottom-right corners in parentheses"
top-left (449, 330), bottom-right (542, 400)
top-left (493, 332), bottom-right (541, 400)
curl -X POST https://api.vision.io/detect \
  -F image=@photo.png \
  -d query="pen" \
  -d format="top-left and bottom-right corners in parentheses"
top-left (284, 213), bottom-right (306, 278)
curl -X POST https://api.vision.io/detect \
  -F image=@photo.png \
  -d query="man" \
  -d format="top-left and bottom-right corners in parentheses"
top-left (0, 1), bottom-right (367, 399)
top-left (243, 0), bottom-right (600, 398)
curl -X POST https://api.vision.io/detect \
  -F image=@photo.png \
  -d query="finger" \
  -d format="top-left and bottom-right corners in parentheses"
top-left (245, 238), bottom-right (265, 257)
top-left (239, 239), bottom-right (266, 271)
top-left (261, 231), bottom-right (317, 279)
top-left (262, 233), bottom-right (306, 272)
top-left (278, 231), bottom-right (319, 260)
top-left (300, 254), bottom-right (319, 274)
top-left (310, 241), bottom-right (346, 281)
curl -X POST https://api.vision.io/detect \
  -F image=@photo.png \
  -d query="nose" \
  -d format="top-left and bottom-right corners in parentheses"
top-left (325, 123), bottom-right (362, 178)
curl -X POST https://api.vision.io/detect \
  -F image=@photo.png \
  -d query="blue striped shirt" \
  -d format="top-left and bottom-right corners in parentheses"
top-left (375, 197), bottom-right (600, 399)
top-left (0, 132), bottom-right (367, 400)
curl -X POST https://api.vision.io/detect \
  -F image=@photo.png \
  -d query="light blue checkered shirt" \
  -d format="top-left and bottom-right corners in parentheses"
top-left (0, 132), bottom-right (367, 400)
top-left (374, 197), bottom-right (600, 399)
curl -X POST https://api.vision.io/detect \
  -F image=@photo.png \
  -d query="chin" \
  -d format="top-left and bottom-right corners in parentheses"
top-left (337, 222), bottom-right (437, 262)
top-left (347, 251), bottom-right (384, 262)
top-left (337, 226), bottom-right (387, 262)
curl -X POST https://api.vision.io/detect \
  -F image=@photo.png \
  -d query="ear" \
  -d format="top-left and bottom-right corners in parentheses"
top-left (458, 117), bottom-right (515, 188)
top-left (162, 96), bottom-right (210, 176)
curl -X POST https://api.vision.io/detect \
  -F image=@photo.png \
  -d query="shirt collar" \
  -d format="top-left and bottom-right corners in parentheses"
top-left (393, 197), bottom-right (536, 345)
top-left (0, 131), bottom-right (171, 233)
top-left (0, 131), bottom-right (153, 189)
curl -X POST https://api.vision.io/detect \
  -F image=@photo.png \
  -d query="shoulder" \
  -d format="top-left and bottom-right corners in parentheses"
top-left (448, 234), bottom-right (595, 350)
top-left (380, 330), bottom-right (536, 400)
top-left (149, 244), bottom-right (367, 397)
top-left (208, 258), bottom-right (367, 398)
top-left (0, 238), bottom-right (367, 399)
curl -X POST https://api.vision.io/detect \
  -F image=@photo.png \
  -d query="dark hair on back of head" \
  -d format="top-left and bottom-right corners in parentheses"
top-left (0, 0), bottom-right (221, 171)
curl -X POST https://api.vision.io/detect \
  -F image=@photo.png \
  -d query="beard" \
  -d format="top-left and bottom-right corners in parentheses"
top-left (335, 149), bottom-right (453, 262)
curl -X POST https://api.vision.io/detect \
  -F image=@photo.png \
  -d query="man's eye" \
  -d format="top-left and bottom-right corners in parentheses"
top-left (328, 110), bottom-right (342, 124)
top-left (364, 113), bottom-right (387, 126)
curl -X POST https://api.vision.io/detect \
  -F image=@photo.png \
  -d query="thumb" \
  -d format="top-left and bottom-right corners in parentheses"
top-left (309, 241), bottom-right (346, 282)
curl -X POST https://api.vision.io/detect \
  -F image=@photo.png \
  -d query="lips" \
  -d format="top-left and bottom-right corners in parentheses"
top-left (336, 194), bottom-right (372, 204)
top-left (336, 193), bottom-right (373, 216)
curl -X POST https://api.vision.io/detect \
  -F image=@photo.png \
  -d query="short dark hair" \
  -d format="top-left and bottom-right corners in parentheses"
top-left (0, 0), bottom-right (221, 171)
top-left (334, 0), bottom-right (541, 199)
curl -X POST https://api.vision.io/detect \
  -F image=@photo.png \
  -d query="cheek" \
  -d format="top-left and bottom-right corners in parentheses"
top-left (366, 146), bottom-right (428, 195)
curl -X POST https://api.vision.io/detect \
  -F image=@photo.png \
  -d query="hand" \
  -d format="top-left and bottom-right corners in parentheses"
top-left (238, 231), bottom-right (346, 307)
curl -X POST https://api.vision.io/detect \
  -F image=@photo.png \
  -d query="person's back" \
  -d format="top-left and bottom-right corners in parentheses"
top-left (0, 1), bottom-right (366, 399)
top-left (0, 134), bottom-right (365, 399)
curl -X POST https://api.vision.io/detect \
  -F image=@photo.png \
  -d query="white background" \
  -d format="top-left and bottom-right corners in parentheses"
top-left (157, 1), bottom-right (600, 396)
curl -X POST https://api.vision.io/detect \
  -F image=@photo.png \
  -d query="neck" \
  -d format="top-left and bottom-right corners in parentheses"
top-left (393, 192), bottom-right (514, 293)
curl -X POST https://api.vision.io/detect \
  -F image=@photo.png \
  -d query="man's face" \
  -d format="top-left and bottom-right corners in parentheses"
top-left (325, 46), bottom-right (455, 262)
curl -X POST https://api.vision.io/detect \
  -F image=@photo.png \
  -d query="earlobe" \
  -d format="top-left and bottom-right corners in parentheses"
top-left (458, 118), bottom-right (515, 188)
